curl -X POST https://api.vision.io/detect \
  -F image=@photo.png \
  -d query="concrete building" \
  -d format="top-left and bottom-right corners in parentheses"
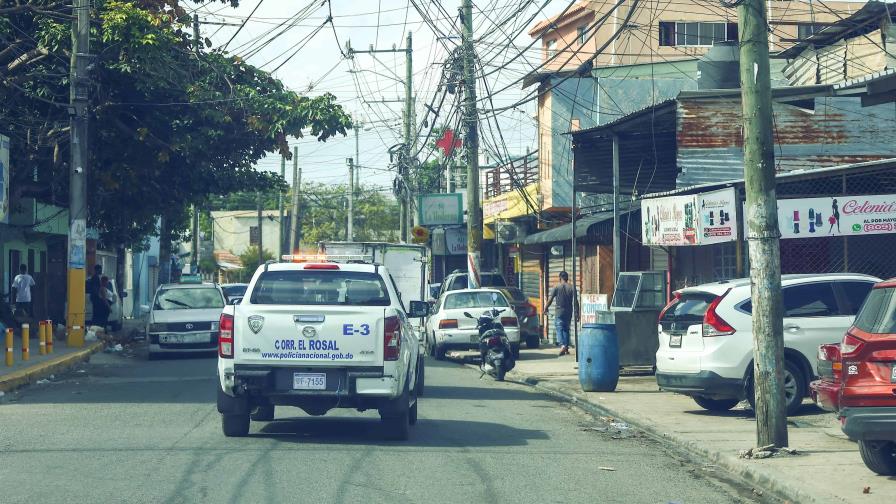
top-left (211, 210), bottom-right (283, 258)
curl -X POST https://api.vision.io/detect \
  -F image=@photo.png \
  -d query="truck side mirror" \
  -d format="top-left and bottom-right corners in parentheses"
top-left (408, 300), bottom-right (429, 318)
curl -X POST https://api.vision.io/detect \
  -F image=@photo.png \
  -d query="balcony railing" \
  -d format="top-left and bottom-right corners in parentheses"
top-left (484, 154), bottom-right (538, 199)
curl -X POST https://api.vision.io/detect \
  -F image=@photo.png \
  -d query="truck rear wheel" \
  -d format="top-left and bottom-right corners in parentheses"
top-left (222, 413), bottom-right (250, 437)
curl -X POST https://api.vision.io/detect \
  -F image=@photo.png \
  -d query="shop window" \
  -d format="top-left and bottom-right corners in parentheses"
top-left (712, 243), bottom-right (737, 281)
top-left (660, 21), bottom-right (737, 47)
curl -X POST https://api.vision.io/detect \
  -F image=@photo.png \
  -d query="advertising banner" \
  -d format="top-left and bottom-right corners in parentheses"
top-left (580, 294), bottom-right (609, 324)
top-left (418, 193), bottom-right (464, 226)
top-left (776, 194), bottom-right (896, 239)
top-left (642, 188), bottom-right (737, 246)
top-left (445, 227), bottom-right (467, 255)
top-left (0, 134), bottom-right (8, 224)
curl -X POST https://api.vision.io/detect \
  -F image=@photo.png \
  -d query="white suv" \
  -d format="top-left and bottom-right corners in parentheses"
top-left (655, 273), bottom-right (879, 415)
top-left (216, 258), bottom-right (426, 440)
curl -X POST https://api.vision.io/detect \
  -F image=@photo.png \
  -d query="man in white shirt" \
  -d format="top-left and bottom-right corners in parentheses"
top-left (12, 264), bottom-right (36, 318)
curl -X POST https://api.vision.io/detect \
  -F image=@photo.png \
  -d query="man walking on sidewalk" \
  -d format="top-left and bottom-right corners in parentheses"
top-left (545, 271), bottom-right (576, 357)
top-left (11, 264), bottom-right (36, 318)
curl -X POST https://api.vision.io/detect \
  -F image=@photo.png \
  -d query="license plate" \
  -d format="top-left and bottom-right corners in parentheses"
top-left (293, 373), bottom-right (326, 390)
top-left (470, 335), bottom-right (479, 344)
top-left (160, 333), bottom-right (208, 344)
top-left (891, 364), bottom-right (896, 383)
top-left (669, 334), bottom-right (683, 348)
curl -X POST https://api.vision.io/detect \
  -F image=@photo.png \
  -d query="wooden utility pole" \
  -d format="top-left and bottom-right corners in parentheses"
top-left (401, 32), bottom-right (413, 243)
top-left (289, 146), bottom-right (301, 252)
top-left (739, 0), bottom-right (788, 447)
top-left (279, 153), bottom-right (286, 255)
top-left (461, 0), bottom-right (481, 288)
top-left (66, 0), bottom-right (90, 347)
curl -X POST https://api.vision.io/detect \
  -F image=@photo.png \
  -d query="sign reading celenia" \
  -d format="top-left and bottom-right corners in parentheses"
top-left (642, 188), bottom-right (738, 246)
top-left (777, 194), bottom-right (896, 239)
top-left (418, 193), bottom-right (464, 226)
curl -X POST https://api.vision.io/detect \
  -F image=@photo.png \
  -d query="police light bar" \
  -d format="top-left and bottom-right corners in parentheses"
top-left (281, 254), bottom-right (374, 263)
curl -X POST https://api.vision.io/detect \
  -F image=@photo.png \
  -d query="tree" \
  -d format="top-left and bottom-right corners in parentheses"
top-left (301, 183), bottom-right (399, 244)
top-left (0, 0), bottom-right (352, 248)
top-left (238, 246), bottom-right (274, 279)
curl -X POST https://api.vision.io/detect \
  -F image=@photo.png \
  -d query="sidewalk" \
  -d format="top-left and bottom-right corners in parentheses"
top-left (0, 325), bottom-right (104, 393)
top-left (457, 347), bottom-right (894, 503)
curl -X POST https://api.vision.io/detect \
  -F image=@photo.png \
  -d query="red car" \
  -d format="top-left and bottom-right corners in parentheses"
top-left (838, 279), bottom-right (896, 476)
top-left (809, 343), bottom-right (842, 412)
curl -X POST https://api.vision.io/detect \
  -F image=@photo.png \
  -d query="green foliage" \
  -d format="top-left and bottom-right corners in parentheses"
top-left (0, 0), bottom-right (352, 247)
top-left (299, 183), bottom-right (400, 245)
top-left (238, 246), bottom-right (274, 276)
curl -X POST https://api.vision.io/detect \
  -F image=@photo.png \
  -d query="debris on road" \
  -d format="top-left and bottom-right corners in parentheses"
top-left (863, 486), bottom-right (871, 494)
top-left (35, 379), bottom-right (51, 385)
top-left (739, 444), bottom-right (800, 459)
top-left (598, 466), bottom-right (616, 471)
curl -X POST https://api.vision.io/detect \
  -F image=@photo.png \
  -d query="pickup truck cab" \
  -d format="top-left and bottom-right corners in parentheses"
top-left (216, 255), bottom-right (427, 440)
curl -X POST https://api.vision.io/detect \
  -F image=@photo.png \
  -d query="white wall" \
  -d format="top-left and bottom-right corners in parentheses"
top-left (212, 211), bottom-right (282, 257)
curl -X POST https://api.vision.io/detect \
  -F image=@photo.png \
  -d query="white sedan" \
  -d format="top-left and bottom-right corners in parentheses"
top-left (426, 288), bottom-right (520, 360)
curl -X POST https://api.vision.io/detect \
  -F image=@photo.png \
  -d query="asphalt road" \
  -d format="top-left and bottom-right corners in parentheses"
top-left (0, 347), bottom-right (774, 504)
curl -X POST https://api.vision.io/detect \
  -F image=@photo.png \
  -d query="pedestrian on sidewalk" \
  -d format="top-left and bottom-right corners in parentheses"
top-left (86, 264), bottom-right (102, 325)
top-left (11, 264), bottom-right (36, 319)
top-left (544, 271), bottom-right (577, 357)
top-left (93, 275), bottom-right (112, 331)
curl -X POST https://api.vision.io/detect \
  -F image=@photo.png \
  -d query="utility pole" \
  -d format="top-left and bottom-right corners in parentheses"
top-left (739, 0), bottom-right (788, 448)
top-left (354, 121), bottom-right (361, 189)
top-left (289, 146), bottom-right (301, 252)
top-left (347, 157), bottom-right (354, 241)
top-left (461, 0), bottom-right (481, 288)
top-left (279, 153), bottom-right (286, 255)
top-left (190, 13), bottom-right (201, 274)
top-left (401, 32), bottom-right (413, 243)
top-left (66, 0), bottom-right (90, 347)
top-left (256, 191), bottom-right (263, 265)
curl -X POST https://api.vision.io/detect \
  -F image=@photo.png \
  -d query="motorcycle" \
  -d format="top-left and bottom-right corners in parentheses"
top-left (464, 308), bottom-right (515, 381)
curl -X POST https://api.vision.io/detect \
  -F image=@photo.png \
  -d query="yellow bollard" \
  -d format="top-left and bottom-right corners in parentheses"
top-left (5, 328), bottom-right (12, 366)
top-left (21, 323), bottom-right (29, 361)
top-left (46, 320), bottom-right (54, 353)
top-left (38, 321), bottom-right (47, 355)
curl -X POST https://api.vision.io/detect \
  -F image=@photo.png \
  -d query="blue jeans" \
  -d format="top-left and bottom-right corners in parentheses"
top-left (555, 317), bottom-right (571, 347)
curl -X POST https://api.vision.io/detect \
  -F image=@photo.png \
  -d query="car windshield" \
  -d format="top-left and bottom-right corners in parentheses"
top-left (154, 287), bottom-right (224, 310)
top-left (444, 291), bottom-right (509, 310)
top-left (660, 292), bottom-right (715, 327)
top-left (853, 287), bottom-right (896, 334)
top-left (250, 270), bottom-right (391, 306)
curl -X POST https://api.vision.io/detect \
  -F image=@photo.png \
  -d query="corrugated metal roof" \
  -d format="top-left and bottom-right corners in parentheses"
top-left (776, 1), bottom-right (896, 60)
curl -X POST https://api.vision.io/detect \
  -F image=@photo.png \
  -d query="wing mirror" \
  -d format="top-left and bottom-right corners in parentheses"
top-left (229, 296), bottom-right (243, 305)
top-left (408, 300), bottom-right (429, 318)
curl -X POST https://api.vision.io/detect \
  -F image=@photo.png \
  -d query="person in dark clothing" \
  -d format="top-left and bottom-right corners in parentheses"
top-left (86, 264), bottom-right (103, 325)
top-left (93, 275), bottom-right (112, 330)
top-left (544, 271), bottom-right (577, 357)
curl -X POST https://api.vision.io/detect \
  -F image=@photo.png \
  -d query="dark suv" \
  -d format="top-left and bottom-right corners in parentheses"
top-left (838, 278), bottom-right (896, 476)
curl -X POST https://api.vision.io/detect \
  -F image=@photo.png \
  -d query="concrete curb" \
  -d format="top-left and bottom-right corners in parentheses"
top-left (0, 342), bottom-right (105, 393)
top-left (461, 360), bottom-right (818, 504)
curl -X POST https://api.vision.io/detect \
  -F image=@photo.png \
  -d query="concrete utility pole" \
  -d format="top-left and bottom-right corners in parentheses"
top-left (739, 0), bottom-right (788, 447)
top-left (190, 14), bottom-right (201, 274)
top-left (401, 31), bottom-right (413, 243)
top-left (289, 146), bottom-right (301, 252)
top-left (461, 0), bottom-right (481, 288)
top-left (279, 153), bottom-right (286, 255)
top-left (354, 121), bottom-right (361, 189)
top-left (66, 0), bottom-right (91, 347)
top-left (347, 157), bottom-right (354, 241)
top-left (256, 191), bottom-right (263, 265)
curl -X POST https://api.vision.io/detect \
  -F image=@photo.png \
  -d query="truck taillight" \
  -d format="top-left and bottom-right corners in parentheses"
top-left (384, 315), bottom-right (401, 361)
top-left (702, 290), bottom-right (735, 337)
top-left (439, 319), bottom-right (458, 329)
top-left (219, 313), bottom-right (234, 358)
top-left (500, 317), bottom-right (518, 327)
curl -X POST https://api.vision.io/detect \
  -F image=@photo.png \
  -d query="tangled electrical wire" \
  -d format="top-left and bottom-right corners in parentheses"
top-left (719, 0), bottom-right (746, 7)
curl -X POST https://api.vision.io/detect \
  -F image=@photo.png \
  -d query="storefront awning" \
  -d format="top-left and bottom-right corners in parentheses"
top-left (524, 209), bottom-right (624, 245)
top-left (217, 261), bottom-right (242, 271)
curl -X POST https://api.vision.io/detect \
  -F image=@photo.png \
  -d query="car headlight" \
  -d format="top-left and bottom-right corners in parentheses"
top-left (148, 323), bottom-right (166, 333)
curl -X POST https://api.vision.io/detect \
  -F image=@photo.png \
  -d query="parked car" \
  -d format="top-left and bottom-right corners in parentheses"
top-left (655, 273), bottom-right (879, 415)
top-left (809, 343), bottom-right (842, 412)
top-left (437, 270), bottom-right (507, 299)
top-left (86, 277), bottom-right (125, 332)
top-left (220, 283), bottom-right (248, 302)
top-left (146, 278), bottom-right (226, 359)
top-left (428, 283), bottom-right (441, 301)
top-left (837, 279), bottom-right (896, 475)
top-left (426, 288), bottom-right (520, 360)
top-left (496, 287), bottom-right (542, 349)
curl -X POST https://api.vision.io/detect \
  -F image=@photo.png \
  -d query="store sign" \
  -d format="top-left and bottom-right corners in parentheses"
top-left (642, 188), bottom-right (737, 246)
top-left (418, 193), bottom-right (464, 225)
top-left (580, 294), bottom-right (609, 324)
top-left (0, 134), bottom-right (8, 224)
top-left (776, 194), bottom-right (896, 239)
top-left (445, 227), bottom-right (467, 255)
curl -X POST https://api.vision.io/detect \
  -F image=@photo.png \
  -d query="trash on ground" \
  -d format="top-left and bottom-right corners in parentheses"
top-left (609, 421), bottom-right (629, 430)
top-left (739, 444), bottom-right (800, 459)
top-left (35, 379), bottom-right (51, 385)
top-left (863, 486), bottom-right (871, 494)
top-left (85, 330), bottom-right (97, 342)
top-left (598, 466), bottom-right (616, 471)
top-left (579, 426), bottom-right (608, 433)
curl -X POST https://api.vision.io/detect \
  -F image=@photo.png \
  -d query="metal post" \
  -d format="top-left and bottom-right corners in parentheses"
top-left (347, 157), bottom-right (354, 241)
top-left (290, 146), bottom-right (301, 252)
top-left (66, 0), bottom-right (90, 348)
top-left (279, 154), bottom-right (286, 255)
top-left (461, 0), bottom-right (481, 288)
top-left (612, 134), bottom-right (621, 280)
top-left (739, 0), bottom-right (788, 448)
top-left (572, 161), bottom-right (578, 360)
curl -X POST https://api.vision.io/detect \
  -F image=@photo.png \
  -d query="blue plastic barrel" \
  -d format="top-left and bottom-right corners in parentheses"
top-left (578, 322), bottom-right (619, 392)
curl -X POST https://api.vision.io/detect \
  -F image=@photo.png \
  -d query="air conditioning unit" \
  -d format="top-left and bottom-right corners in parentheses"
top-left (496, 221), bottom-right (527, 244)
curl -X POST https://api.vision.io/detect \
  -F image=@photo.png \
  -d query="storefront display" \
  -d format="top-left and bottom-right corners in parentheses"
top-left (642, 188), bottom-right (737, 246)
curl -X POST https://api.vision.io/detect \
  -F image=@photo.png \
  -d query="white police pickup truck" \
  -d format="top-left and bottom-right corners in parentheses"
top-left (216, 255), bottom-right (427, 440)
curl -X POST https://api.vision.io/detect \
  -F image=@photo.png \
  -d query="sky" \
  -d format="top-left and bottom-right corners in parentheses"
top-left (184, 0), bottom-right (565, 193)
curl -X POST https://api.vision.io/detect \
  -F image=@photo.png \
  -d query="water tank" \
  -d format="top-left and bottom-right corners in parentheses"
top-left (578, 321), bottom-right (620, 392)
top-left (697, 42), bottom-right (740, 90)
